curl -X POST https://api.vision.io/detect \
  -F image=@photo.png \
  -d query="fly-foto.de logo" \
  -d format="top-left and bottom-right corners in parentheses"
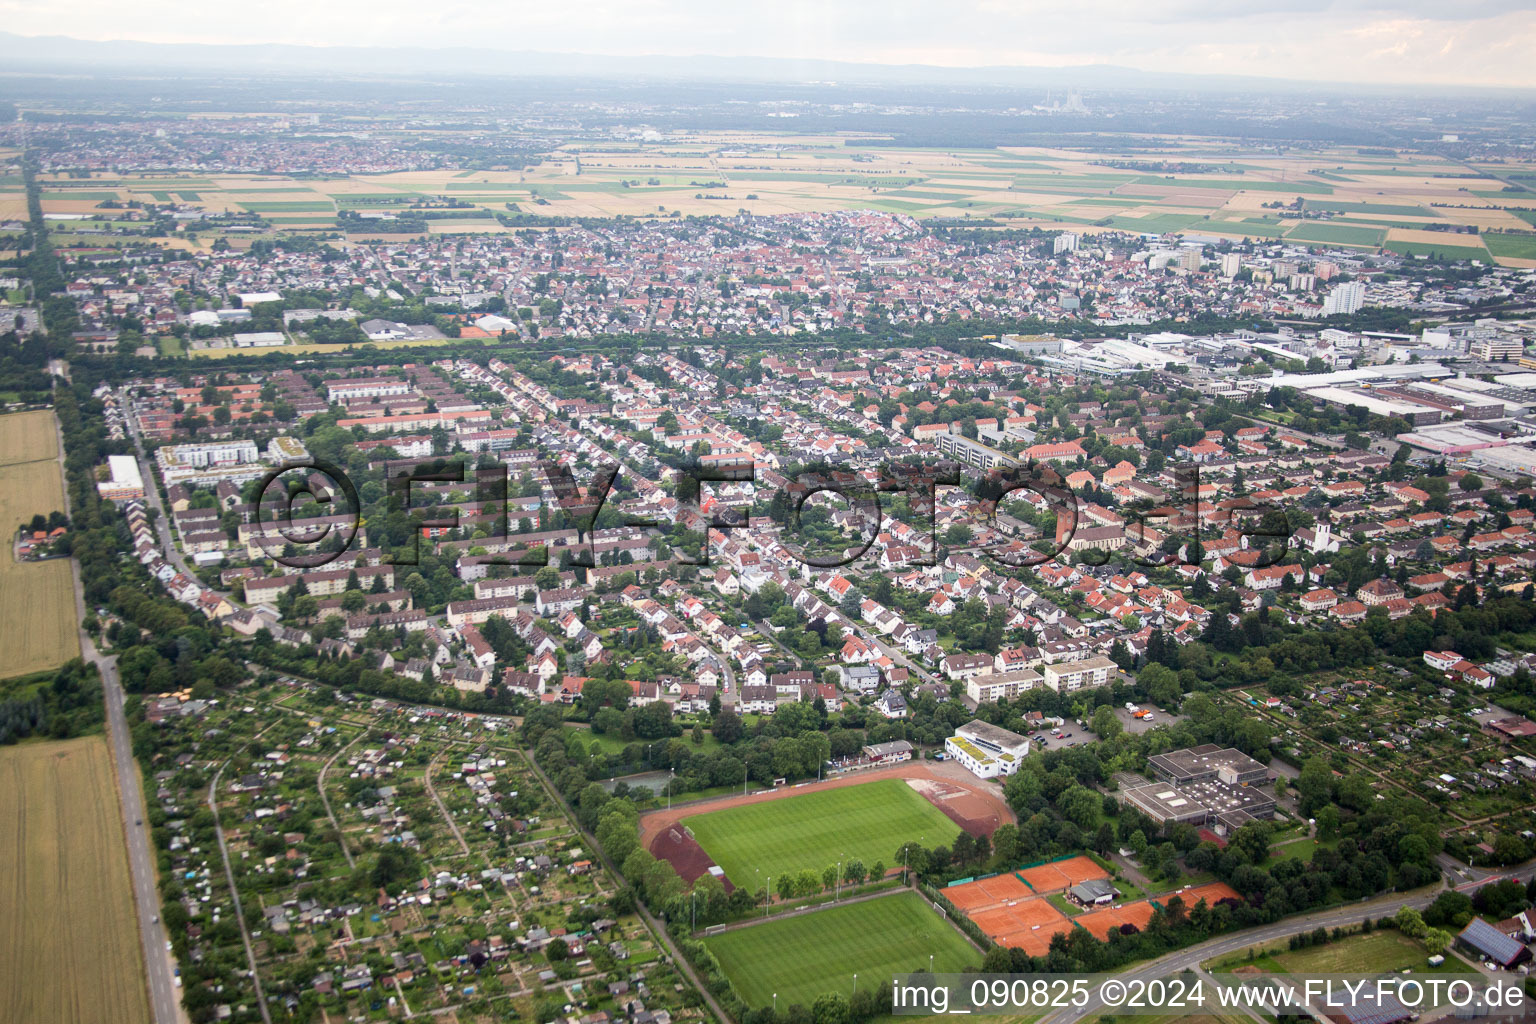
top-left (248, 457), bottom-right (1294, 575)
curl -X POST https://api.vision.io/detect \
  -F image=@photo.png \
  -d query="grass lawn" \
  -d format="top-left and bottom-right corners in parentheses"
top-left (1210, 930), bottom-right (1476, 976)
top-left (704, 892), bottom-right (976, 1008)
top-left (1264, 836), bottom-right (1336, 868)
top-left (568, 725), bottom-right (724, 758)
top-left (687, 778), bottom-right (960, 886)
top-left (1047, 893), bottom-right (1083, 917)
top-left (1271, 931), bottom-right (1477, 976)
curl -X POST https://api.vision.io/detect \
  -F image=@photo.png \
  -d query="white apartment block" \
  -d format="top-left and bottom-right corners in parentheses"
top-left (967, 669), bottom-right (1049, 704)
top-left (1042, 655), bottom-right (1118, 692)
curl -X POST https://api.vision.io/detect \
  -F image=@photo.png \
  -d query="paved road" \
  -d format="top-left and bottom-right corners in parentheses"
top-left (53, 408), bottom-right (185, 1024)
top-left (55, 411), bottom-right (186, 1024)
top-left (120, 388), bottom-right (232, 597)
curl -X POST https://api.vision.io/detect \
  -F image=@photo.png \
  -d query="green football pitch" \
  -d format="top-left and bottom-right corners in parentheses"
top-left (704, 891), bottom-right (977, 1008)
top-left (685, 778), bottom-right (961, 887)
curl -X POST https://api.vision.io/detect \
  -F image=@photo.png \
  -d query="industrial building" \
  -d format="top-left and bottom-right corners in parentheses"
top-left (1115, 745), bottom-right (1276, 829)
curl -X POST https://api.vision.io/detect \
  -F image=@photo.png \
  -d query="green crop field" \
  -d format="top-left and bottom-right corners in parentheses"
top-left (704, 893), bottom-right (977, 1008)
top-left (1303, 200), bottom-right (1429, 217)
top-left (1385, 240), bottom-right (1491, 261)
top-left (1283, 222), bottom-right (1386, 246)
top-left (238, 201), bottom-right (336, 212)
top-left (686, 778), bottom-right (960, 886)
top-left (1485, 233), bottom-right (1536, 260)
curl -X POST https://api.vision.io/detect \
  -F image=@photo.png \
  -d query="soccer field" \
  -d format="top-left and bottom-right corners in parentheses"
top-left (686, 778), bottom-right (961, 887)
top-left (704, 892), bottom-right (977, 1008)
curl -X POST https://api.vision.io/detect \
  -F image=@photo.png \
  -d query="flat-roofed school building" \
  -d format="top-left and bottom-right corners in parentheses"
top-left (945, 719), bottom-right (1030, 779)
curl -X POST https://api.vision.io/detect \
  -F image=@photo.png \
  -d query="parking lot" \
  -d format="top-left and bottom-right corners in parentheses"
top-left (1113, 703), bottom-right (1184, 735)
top-left (1029, 725), bottom-right (1086, 750)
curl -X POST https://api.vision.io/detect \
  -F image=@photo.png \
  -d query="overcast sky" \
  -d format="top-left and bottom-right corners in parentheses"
top-left (5, 0), bottom-right (1535, 88)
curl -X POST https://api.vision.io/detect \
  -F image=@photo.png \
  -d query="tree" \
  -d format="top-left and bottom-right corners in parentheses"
top-left (1423, 928), bottom-right (1453, 956)
top-left (1296, 756), bottom-right (1334, 817)
top-left (991, 823), bottom-right (1019, 864)
top-left (1094, 822), bottom-right (1115, 856)
top-left (1459, 473), bottom-right (1483, 492)
top-left (1056, 785), bottom-right (1099, 829)
top-left (1395, 906), bottom-right (1428, 940)
top-left (1090, 705), bottom-right (1122, 740)
top-left (812, 992), bottom-right (850, 1024)
top-left (712, 707), bottom-right (744, 744)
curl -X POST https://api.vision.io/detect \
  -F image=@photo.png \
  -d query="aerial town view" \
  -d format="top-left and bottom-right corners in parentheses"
top-left (5, 5), bottom-right (1536, 1024)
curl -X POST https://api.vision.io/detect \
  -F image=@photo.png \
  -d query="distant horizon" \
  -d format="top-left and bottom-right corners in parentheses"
top-left (1, 0), bottom-right (1534, 92)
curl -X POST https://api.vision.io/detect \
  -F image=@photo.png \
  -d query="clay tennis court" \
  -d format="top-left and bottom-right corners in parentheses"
top-left (1017, 855), bottom-right (1107, 894)
top-left (944, 872), bottom-right (1034, 910)
top-left (943, 855), bottom-right (1113, 956)
top-left (971, 899), bottom-right (1075, 956)
top-left (1175, 881), bottom-right (1242, 907)
top-left (1077, 901), bottom-right (1156, 939)
top-left (1075, 881), bottom-right (1241, 940)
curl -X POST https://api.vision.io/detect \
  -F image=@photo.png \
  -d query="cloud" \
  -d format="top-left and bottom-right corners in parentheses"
top-left (2, 0), bottom-right (1533, 87)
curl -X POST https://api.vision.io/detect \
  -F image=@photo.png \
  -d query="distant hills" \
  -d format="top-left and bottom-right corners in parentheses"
top-left (0, 30), bottom-right (1517, 95)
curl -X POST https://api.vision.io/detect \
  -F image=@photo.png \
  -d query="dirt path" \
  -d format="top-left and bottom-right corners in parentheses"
top-left (640, 760), bottom-right (1015, 858)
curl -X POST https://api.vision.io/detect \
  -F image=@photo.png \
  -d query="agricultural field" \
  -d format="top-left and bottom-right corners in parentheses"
top-left (0, 737), bottom-right (149, 1024)
top-left (685, 778), bottom-right (961, 886)
top-left (13, 138), bottom-right (1535, 265)
top-left (0, 414), bottom-right (79, 679)
top-left (0, 409), bottom-right (60, 467)
top-left (703, 892), bottom-right (977, 1008)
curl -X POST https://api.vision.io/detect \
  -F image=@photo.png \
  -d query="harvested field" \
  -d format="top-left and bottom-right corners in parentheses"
top-left (0, 409), bottom-right (59, 466)
top-left (0, 413), bottom-right (79, 679)
top-left (0, 737), bottom-right (150, 1024)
